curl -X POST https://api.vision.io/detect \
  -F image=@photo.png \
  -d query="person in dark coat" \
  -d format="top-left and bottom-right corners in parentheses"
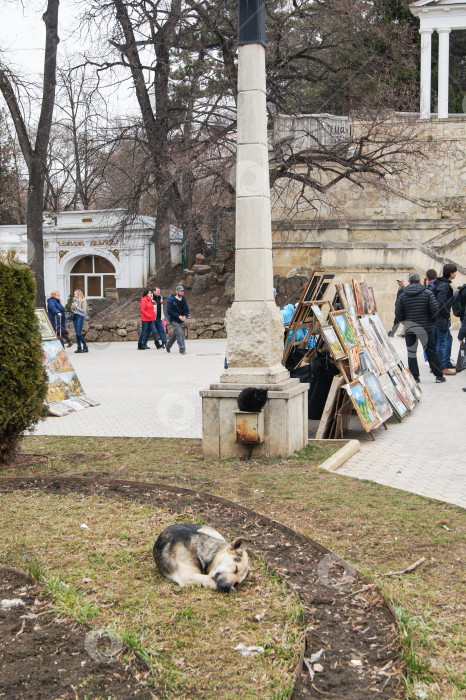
top-left (165, 285), bottom-right (189, 354)
top-left (151, 286), bottom-right (167, 348)
top-left (394, 272), bottom-right (444, 383)
top-left (432, 263), bottom-right (457, 374)
top-left (47, 290), bottom-right (73, 348)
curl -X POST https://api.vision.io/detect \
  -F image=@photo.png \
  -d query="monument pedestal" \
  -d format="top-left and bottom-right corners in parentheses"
top-left (201, 377), bottom-right (309, 460)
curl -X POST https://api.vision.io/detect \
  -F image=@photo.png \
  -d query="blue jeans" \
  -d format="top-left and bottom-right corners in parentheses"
top-left (139, 320), bottom-right (152, 347)
top-left (73, 315), bottom-right (87, 349)
top-left (154, 319), bottom-right (167, 345)
top-left (139, 320), bottom-right (167, 347)
top-left (436, 328), bottom-right (452, 369)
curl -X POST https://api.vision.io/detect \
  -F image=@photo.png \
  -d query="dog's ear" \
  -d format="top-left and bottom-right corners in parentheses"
top-left (229, 538), bottom-right (248, 553)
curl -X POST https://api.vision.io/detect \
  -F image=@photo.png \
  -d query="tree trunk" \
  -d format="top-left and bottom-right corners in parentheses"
top-left (27, 159), bottom-right (46, 306)
top-left (154, 193), bottom-right (174, 287)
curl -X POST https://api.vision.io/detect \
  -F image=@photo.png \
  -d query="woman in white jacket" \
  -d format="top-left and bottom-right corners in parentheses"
top-left (71, 289), bottom-right (89, 353)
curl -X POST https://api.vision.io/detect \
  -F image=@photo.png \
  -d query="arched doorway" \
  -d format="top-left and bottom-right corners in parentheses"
top-left (70, 255), bottom-right (116, 298)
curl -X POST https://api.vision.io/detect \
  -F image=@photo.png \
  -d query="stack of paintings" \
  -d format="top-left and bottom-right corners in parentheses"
top-left (35, 309), bottom-right (99, 416)
top-left (312, 281), bottom-right (421, 436)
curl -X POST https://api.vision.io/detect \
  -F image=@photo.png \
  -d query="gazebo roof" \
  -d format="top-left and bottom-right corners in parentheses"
top-left (410, 0), bottom-right (466, 29)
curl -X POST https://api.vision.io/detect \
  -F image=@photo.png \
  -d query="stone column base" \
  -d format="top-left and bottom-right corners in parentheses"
top-left (200, 378), bottom-right (309, 460)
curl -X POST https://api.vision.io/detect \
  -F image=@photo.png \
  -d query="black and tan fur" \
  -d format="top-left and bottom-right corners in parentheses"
top-left (153, 523), bottom-right (249, 592)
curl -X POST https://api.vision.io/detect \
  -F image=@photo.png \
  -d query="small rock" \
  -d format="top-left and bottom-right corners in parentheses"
top-left (413, 684), bottom-right (429, 700)
top-left (1, 599), bottom-right (25, 609)
top-left (80, 524), bottom-right (90, 530)
top-left (350, 659), bottom-right (362, 667)
top-left (313, 663), bottom-right (324, 673)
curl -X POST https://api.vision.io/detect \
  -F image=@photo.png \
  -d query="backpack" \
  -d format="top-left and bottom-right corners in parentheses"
top-left (451, 284), bottom-right (466, 318)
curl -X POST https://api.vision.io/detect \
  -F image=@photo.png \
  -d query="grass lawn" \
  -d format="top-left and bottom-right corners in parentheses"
top-left (2, 436), bottom-right (465, 699)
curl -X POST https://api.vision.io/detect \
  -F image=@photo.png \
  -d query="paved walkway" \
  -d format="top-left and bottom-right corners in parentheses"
top-left (34, 339), bottom-right (226, 439)
top-left (33, 337), bottom-right (465, 509)
top-left (332, 337), bottom-right (465, 509)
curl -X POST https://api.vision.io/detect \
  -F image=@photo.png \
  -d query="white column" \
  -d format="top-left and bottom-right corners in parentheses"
top-left (419, 29), bottom-right (433, 120)
top-left (220, 41), bottom-right (288, 384)
top-left (437, 28), bottom-right (451, 119)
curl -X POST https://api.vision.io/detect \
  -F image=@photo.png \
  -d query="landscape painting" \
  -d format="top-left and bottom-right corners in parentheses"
top-left (35, 308), bottom-right (56, 340)
top-left (330, 311), bottom-right (359, 352)
top-left (360, 371), bottom-right (393, 423)
top-left (321, 325), bottom-right (346, 360)
top-left (344, 379), bottom-right (379, 431)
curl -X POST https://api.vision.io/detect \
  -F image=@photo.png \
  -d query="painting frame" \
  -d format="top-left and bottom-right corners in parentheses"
top-left (360, 371), bottom-right (393, 423)
top-left (348, 345), bottom-right (363, 380)
top-left (321, 325), bottom-right (346, 361)
top-left (344, 378), bottom-right (379, 432)
top-left (367, 287), bottom-right (377, 313)
top-left (352, 279), bottom-right (365, 316)
top-left (330, 310), bottom-right (359, 352)
top-left (381, 378), bottom-right (409, 419)
top-left (35, 308), bottom-right (56, 340)
top-left (359, 347), bottom-right (380, 375)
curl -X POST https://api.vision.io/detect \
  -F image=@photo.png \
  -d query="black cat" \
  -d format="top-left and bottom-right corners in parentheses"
top-left (237, 387), bottom-right (268, 412)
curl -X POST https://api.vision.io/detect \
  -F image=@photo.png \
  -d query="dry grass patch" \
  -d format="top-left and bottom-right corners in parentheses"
top-left (0, 490), bottom-right (303, 699)
top-left (9, 435), bottom-right (466, 699)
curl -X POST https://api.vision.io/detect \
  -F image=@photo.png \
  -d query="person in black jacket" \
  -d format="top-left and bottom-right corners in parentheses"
top-left (394, 272), bottom-right (444, 383)
top-left (432, 263), bottom-right (457, 374)
top-left (151, 286), bottom-right (167, 349)
top-left (165, 285), bottom-right (189, 354)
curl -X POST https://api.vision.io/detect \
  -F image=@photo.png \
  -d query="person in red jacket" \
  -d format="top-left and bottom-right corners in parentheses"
top-left (138, 289), bottom-right (156, 350)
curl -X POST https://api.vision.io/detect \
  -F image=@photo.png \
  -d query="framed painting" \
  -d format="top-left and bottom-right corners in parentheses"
top-left (343, 283), bottom-right (358, 318)
top-left (35, 308), bottom-right (56, 340)
top-left (352, 279), bottom-right (365, 316)
top-left (344, 379), bottom-right (379, 432)
top-left (381, 379), bottom-right (408, 418)
top-left (360, 281), bottom-right (371, 315)
top-left (367, 287), bottom-right (377, 313)
top-left (360, 371), bottom-right (393, 423)
top-left (360, 316), bottom-right (393, 369)
top-left (47, 401), bottom-right (73, 417)
top-left (390, 369), bottom-right (415, 410)
top-left (364, 338), bottom-right (387, 374)
top-left (348, 345), bottom-right (363, 380)
top-left (321, 325), bottom-right (346, 360)
top-left (370, 314), bottom-right (400, 364)
top-left (335, 284), bottom-right (347, 310)
top-left (330, 311), bottom-right (359, 352)
top-left (402, 367), bottom-right (422, 400)
top-left (359, 347), bottom-right (380, 375)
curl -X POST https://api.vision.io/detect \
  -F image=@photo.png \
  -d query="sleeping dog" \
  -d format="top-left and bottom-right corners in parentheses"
top-left (153, 523), bottom-right (249, 592)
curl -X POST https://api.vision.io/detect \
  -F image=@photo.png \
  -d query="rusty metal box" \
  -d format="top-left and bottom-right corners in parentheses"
top-left (234, 409), bottom-right (265, 444)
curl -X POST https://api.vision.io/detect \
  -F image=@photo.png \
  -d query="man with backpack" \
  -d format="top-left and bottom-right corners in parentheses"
top-left (432, 263), bottom-right (457, 374)
top-left (165, 285), bottom-right (189, 354)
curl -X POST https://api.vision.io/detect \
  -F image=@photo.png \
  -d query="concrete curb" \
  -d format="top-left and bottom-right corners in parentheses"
top-left (313, 439), bottom-right (360, 472)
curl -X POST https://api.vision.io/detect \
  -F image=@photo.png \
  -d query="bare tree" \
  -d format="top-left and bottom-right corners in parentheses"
top-left (0, 0), bottom-right (60, 305)
top-left (0, 109), bottom-right (27, 224)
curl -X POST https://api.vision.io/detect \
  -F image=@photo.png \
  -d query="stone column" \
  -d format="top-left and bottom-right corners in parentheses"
top-left (200, 1), bottom-right (308, 459)
top-left (437, 28), bottom-right (451, 119)
top-left (420, 29), bottom-right (433, 120)
top-left (220, 41), bottom-right (288, 386)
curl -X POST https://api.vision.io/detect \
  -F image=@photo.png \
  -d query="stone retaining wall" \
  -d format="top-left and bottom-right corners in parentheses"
top-left (75, 317), bottom-right (226, 343)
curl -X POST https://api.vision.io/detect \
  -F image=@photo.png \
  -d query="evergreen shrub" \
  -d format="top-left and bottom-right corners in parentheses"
top-left (0, 257), bottom-right (47, 462)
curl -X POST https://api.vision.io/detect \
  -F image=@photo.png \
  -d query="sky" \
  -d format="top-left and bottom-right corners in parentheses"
top-left (0, 1), bottom-right (78, 77)
top-left (0, 0), bottom-right (137, 119)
